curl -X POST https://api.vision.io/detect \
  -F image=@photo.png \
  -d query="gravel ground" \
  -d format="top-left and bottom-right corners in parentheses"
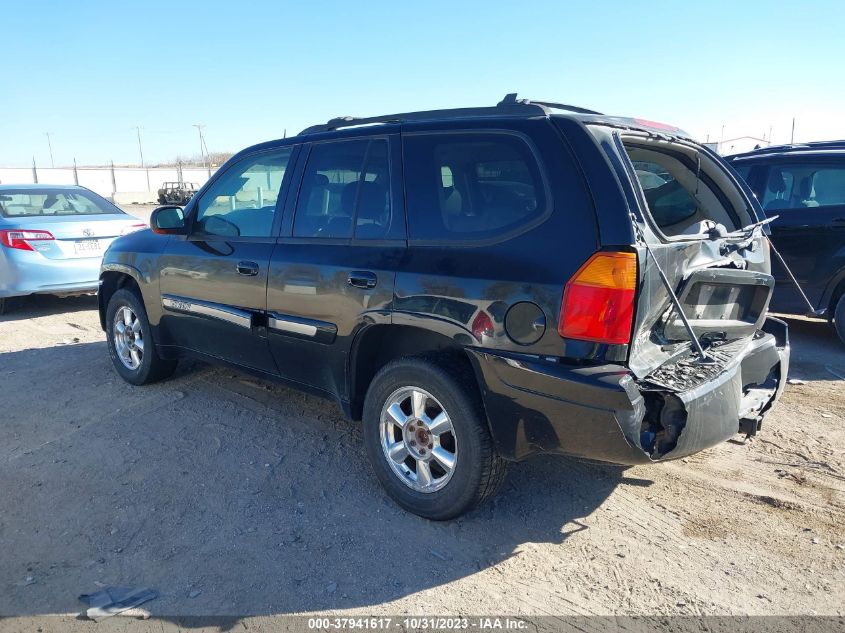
top-left (0, 205), bottom-right (843, 626)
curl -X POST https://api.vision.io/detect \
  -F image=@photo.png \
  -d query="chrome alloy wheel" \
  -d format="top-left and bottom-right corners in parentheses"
top-left (113, 306), bottom-right (144, 371)
top-left (379, 387), bottom-right (457, 493)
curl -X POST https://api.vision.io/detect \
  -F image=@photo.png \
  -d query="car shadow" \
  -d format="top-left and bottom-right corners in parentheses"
top-left (0, 341), bottom-right (635, 622)
top-left (0, 294), bottom-right (99, 323)
top-left (775, 315), bottom-right (845, 382)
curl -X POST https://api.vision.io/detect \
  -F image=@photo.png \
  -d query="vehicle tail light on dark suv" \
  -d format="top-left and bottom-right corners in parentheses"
top-left (0, 229), bottom-right (55, 251)
top-left (558, 251), bottom-right (637, 345)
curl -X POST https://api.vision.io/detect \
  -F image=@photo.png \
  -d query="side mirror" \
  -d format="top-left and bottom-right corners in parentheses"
top-left (150, 206), bottom-right (186, 235)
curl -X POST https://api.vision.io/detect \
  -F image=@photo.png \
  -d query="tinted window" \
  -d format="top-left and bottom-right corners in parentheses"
top-left (0, 188), bottom-right (121, 217)
top-left (404, 133), bottom-right (546, 241)
top-left (732, 163), bottom-right (752, 180)
top-left (293, 139), bottom-right (392, 239)
top-left (195, 148), bottom-right (292, 237)
top-left (632, 160), bottom-right (699, 228)
top-left (761, 162), bottom-right (845, 211)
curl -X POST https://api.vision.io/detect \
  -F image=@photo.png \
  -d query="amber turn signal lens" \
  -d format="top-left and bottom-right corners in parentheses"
top-left (558, 252), bottom-right (637, 345)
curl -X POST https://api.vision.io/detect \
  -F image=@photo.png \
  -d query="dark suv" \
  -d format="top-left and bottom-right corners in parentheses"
top-left (727, 142), bottom-right (845, 342)
top-left (98, 95), bottom-right (789, 519)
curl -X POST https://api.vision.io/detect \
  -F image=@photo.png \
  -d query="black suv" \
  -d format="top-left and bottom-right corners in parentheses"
top-left (99, 95), bottom-right (789, 519)
top-left (727, 142), bottom-right (845, 342)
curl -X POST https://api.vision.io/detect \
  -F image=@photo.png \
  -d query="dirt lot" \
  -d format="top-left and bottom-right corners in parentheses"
top-left (0, 204), bottom-right (843, 624)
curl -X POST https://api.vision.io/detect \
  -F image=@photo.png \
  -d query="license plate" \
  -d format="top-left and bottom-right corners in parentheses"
top-left (74, 239), bottom-right (101, 254)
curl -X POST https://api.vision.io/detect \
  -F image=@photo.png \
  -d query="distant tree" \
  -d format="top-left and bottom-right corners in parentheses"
top-left (152, 151), bottom-right (234, 168)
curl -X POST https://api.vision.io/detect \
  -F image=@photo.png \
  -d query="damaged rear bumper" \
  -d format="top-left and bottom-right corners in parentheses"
top-left (466, 317), bottom-right (789, 464)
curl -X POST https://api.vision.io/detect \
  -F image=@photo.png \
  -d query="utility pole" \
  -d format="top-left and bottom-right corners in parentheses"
top-left (134, 126), bottom-right (145, 167)
top-left (45, 132), bottom-right (55, 168)
top-left (790, 117), bottom-right (796, 144)
top-left (193, 124), bottom-right (207, 169)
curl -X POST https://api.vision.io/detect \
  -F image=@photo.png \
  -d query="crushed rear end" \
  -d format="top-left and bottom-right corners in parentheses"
top-left (470, 121), bottom-right (789, 463)
top-left (616, 129), bottom-right (789, 459)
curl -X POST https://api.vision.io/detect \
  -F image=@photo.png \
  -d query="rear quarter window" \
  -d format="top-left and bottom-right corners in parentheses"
top-left (403, 132), bottom-right (549, 242)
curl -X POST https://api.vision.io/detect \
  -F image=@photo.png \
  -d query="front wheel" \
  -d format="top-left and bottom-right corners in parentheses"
top-left (362, 356), bottom-right (506, 520)
top-left (106, 288), bottom-right (177, 385)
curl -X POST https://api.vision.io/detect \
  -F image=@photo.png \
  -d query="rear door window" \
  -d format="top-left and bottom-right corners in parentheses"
top-left (761, 162), bottom-right (845, 211)
top-left (403, 133), bottom-right (548, 242)
top-left (293, 139), bottom-right (392, 240)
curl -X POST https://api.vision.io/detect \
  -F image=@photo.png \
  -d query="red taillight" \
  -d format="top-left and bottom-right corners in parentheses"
top-left (121, 223), bottom-right (147, 236)
top-left (471, 310), bottom-right (494, 340)
top-left (0, 229), bottom-right (55, 251)
top-left (559, 251), bottom-right (638, 345)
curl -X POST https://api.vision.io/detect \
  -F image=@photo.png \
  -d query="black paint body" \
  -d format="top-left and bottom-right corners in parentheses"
top-left (100, 110), bottom-right (789, 464)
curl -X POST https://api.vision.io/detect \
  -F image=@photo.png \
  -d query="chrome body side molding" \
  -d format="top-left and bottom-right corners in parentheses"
top-left (161, 294), bottom-right (252, 329)
top-left (267, 312), bottom-right (337, 343)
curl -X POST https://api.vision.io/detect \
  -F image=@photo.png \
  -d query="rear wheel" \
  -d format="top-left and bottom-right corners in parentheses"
top-left (106, 288), bottom-right (176, 385)
top-left (834, 294), bottom-right (845, 346)
top-left (362, 356), bottom-right (506, 520)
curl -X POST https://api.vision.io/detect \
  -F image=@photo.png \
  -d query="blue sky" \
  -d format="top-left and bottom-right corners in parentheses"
top-left (2, 0), bottom-right (843, 166)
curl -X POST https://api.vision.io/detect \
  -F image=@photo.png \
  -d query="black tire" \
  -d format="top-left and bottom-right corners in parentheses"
top-left (362, 356), bottom-right (507, 520)
top-left (834, 294), bottom-right (845, 346)
top-left (105, 288), bottom-right (177, 385)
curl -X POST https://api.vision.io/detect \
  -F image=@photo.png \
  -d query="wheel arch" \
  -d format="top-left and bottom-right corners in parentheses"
top-left (98, 265), bottom-right (144, 331)
top-left (823, 265), bottom-right (845, 319)
top-left (346, 324), bottom-right (483, 422)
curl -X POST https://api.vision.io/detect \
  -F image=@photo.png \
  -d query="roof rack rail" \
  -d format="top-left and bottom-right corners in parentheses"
top-left (496, 93), bottom-right (603, 116)
top-left (736, 139), bottom-right (845, 156)
top-left (298, 93), bottom-right (603, 135)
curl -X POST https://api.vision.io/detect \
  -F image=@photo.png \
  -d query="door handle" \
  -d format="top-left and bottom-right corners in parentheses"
top-left (236, 261), bottom-right (260, 276)
top-left (348, 271), bottom-right (377, 289)
top-left (832, 218), bottom-right (845, 228)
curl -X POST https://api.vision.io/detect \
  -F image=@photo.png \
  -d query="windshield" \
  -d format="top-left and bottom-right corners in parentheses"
top-left (0, 188), bottom-right (123, 218)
